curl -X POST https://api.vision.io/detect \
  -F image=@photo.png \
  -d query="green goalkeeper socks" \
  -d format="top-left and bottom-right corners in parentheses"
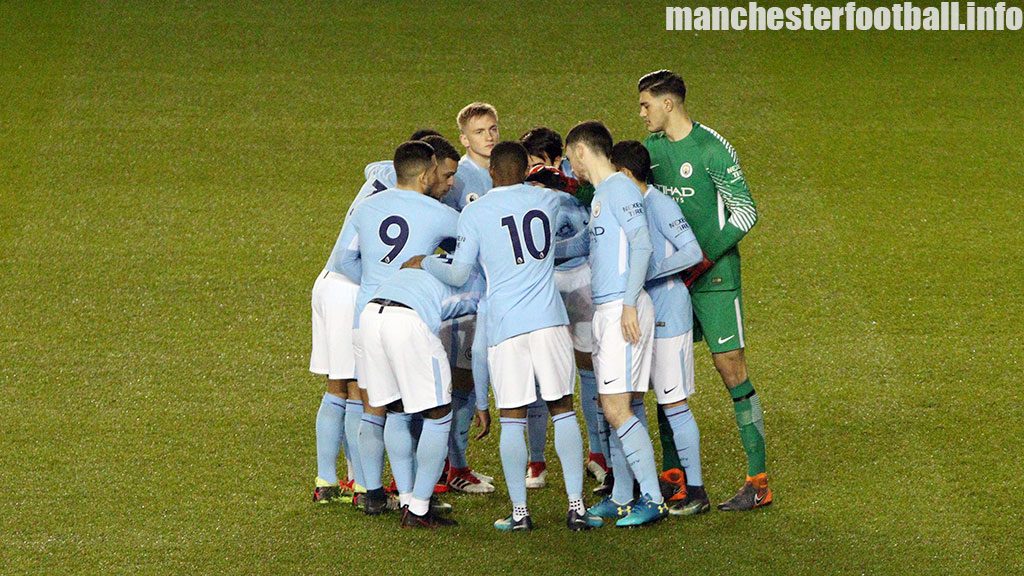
top-left (730, 379), bottom-right (766, 476)
top-left (656, 405), bottom-right (682, 471)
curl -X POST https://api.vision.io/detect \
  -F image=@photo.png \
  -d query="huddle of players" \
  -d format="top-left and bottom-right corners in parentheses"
top-left (309, 69), bottom-right (772, 531)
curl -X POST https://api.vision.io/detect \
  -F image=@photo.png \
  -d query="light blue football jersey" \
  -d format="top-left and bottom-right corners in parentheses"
top-left (325, 160), bottom-right (396, 275)
top-left (644, 186), bottom-right (701, 338)
top-left (439, 183), bottom-right (568, 346)
top-left (588, 172), bottom-right (649, 305)
top-left (336, 188), bottom-right (459, 322)
top-left (551, 189), bottom-right (589, 271)
top-left (371, 259), bottom-right (484, 335)
top-left (443, 155), bottom-right (493, 211)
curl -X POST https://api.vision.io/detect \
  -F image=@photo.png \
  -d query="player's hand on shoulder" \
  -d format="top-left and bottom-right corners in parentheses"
top-left (401, 255), bottom-right (426, 269)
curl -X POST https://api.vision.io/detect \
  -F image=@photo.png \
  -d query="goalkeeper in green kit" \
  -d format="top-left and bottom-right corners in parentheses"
top-left (638, 69), bottom-right (772, 511)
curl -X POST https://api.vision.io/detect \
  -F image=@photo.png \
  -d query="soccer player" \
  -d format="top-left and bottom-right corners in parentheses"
top-left (439, 102), bottom-right (502, 494)
top-left (520, 127), bottom-right (609, 488)
top-left (311, 130), bottom-right (452, 507)
top-left (417, 141), bottom-right (602, 532)
top-left (359, 260), bottom-right (486, 528)
top-left (638, 69), bottom-right (771, 511)
top-left (564, 121), bottom-right (667, 528)
top-left (335, 140), bottom-right (460, 514)
top-left (611, 140), bottom-right (710, 516)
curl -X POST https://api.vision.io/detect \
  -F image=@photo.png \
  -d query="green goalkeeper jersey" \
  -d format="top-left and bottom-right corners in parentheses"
top-left (644, 122), bottom-right (758, 293)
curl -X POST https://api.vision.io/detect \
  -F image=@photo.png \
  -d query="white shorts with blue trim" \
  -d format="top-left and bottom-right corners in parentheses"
top-left (554, 263), bottom-right (595, 353)
top-left (592, 293), bottom-right (655, 396)
top-left (309, 270), bottom-right (359, 380)
top-left (488, 325), bottom-right (576, 409)
top-left (651, 331), bottom-right (694, 404)
top-left (358, 303), bottom-right (452, 413)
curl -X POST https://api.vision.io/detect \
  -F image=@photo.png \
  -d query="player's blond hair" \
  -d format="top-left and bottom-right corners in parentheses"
top-left (456, 102), bottom-right (498, 133)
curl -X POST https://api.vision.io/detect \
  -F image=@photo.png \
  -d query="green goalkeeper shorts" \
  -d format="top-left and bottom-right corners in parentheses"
top-left (691, 288), bottom-right (746, 354)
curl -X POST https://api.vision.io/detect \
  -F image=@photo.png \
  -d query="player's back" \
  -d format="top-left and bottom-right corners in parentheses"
top-left (372, 262), bottom-right (484, 335)
top-left (462, 183), bottom-right (567, 345)
top-left (588, 172), bottom-right (647, 304)
top-left (351, 188), bottom-right (459, 314)
top-left (550, 189), bottom-right (589, 271)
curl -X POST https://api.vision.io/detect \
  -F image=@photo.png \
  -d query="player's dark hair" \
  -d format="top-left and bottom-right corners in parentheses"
top-left (565, 121), bottom-right (613, 159)
top-left (410, 128), bottom-right (442, 140)
top-left (638, 69), bottom-right (686, 103)
top-left (520, 127), bottom-right (563, 164)
top-left (419, 135), bottom-right (460, 164)
top-left (490, 141), bottom-right (529, 183)
top-left (610, 140), bottom-right (652, 184)
top-left (393, 140), bottom-right (436, 181)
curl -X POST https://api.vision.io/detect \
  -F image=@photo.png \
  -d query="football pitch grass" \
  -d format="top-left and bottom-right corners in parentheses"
top-left (2, 2), bottom-right (1021, 574)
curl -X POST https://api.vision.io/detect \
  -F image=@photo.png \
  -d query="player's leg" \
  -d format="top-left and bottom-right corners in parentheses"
top-left (310, 271), bottom-right (356, 503)
top-left (489, 334), bottom-right (535, 531)
top-left (355, 307), bottom-right (393, 514)
top-left (386, 310), bottom-right (456, 528)
top-left (442, 317), bottom-right (495, 492)
top-left (652, 331), bottom-right (708, 515)
top-left (534, 326), bottom-right (602, 530)
top-left (693, 289), bottom-right (770, 511)
top-left (525, 392), bottom-right (548, 488)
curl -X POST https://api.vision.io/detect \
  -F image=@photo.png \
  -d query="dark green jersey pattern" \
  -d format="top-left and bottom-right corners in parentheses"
top-left (644, 123), bottom-right (757, 292)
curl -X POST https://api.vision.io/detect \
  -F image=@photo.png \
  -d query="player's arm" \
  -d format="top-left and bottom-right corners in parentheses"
top-left (648, 197), bottom-right (702, 280)
top-left (615, 193), bottom-right (653, 344)
top-left (471, 297), bottom-right (491, 439)
top-left (335, 211), bottom-right (363, 282)
top-left (701, 142), bottom-right (758, 261)
top-left (422, 212), bottom-right (478, 286)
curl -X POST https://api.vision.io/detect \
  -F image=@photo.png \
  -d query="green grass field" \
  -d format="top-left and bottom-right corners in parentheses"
top-left (3, 1), bottom-right (1022, 574)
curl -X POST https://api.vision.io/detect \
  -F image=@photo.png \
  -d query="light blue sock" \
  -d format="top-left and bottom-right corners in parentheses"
top-left (499, 417), bottom-right (528, 507)
top-left (665, 404), bottom-right (703, 486)
top-left (358, 413), bottom-right (386, 491)
top-left (344, 400), bottom-right (366, 487)
top-left (552, 411), bottom-right (584, 500)
top-left (596, 408), bottom-right (612, 464)
top-left (578, 370), bottom-right (603, 457)
top-left (617, 416), bottom-right (663, 503)
top-left (315, 393), bottom-right (346, 484)
top-left (608, 425), bottom-right (635, 504)
top-left (631, 397), bottom-right (649, 429)
top-left (448, 389), bottom-right (472, 469)
top-left (414, 414), bottom-right (453, 501)
top-left (527, 393), bottom-right (548, 463)
top-left (383, 412), bottom-right (415, 496)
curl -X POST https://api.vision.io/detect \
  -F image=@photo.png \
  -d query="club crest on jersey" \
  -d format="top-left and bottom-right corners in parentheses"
top-left (680, 162), bottom-right (693, 178)
top-left (592, 201), bottom-right (601, 218)
top-left (466, 192), bottom-right (480, 203)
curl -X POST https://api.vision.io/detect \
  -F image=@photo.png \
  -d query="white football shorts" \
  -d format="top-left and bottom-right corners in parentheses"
top-left (358, 303), bottom-right (452, 413)
top-left (309, 270), bottom-right (359, 380)
top-left (488, 325), bottom-right (575, 409)
top-left (554, 263), bottom-right (594, 354)
top-left (591, 292), bottom-right (655, 396)
top-left (651, 331), bottom-right (695, 405)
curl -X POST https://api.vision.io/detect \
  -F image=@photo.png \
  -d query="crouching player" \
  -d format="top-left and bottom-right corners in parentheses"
top-left (564, 121), bottom-right (668, 528)
top-left (418, 141), bottom-right (602, 532)
top-left (359, 260), bottom-right (486, 528)
top-left (612, 141), bottom-right (709, 516)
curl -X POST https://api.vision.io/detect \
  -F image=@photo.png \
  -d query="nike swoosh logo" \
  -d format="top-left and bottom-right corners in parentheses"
top-left (753, 492), bottom-right (766, 505)
top-left (663, 386), bottom-right (678, 394)
top-left (650, 164), bottom-right (660, 169)
top-left (603, 379), bottom-right (618, 386)
top-left (717, 335), bottom-right (735, 344)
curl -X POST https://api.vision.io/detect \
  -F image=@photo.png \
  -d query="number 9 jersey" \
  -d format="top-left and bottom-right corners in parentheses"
top-left (334, 187), bottom-right (460, 323)
top-left (450, 183), bottom-right (568, 347)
